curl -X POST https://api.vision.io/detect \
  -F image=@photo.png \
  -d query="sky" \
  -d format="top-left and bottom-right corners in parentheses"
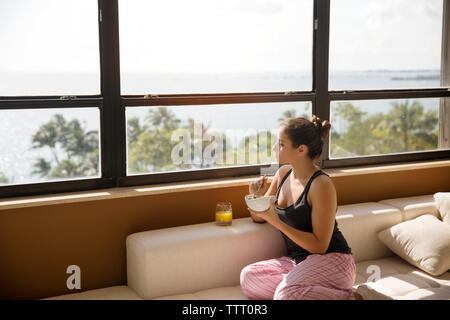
top-left (0, 0), bottom-right (444, 73)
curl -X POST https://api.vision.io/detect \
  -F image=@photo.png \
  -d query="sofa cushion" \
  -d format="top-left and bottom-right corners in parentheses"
top-left (159, 256), bottom-right (450, 300)
top-left (354, 256), bottom-right (450, 300)
top-left (127, 202), bottom-right (403, 299)
top-left (126, 217), bottom-right (286, 300)
top-left (44, 257), bottom-right (450, 300)
top-left (156, 256), bottom-right (450, 300)
top-left (42, 285), bottom-right (143, 300)
top-left (153, 285), bottom-right (248, 300)
top-left (395, 288), bottom-right (450, 300)
top-left (434, 192), bottom-right (450, 224)
top-left (335, 202), bottom-right (402, 263)
top-left (157, 257), bottom-right (421, 300)
top-left (356, 274), bottom-right (450, 300)
top-left (378, 214), bottom-right (450, 276)
top-left (354, 256), bottom-right (417, 287)
top-left (379, 194), bottom-right (439, 221)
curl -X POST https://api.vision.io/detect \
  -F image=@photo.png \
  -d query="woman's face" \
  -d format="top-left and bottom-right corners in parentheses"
top-left (273, 127), bottom-right (307, 164)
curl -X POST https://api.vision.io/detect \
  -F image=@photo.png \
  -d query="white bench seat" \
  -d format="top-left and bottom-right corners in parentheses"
top-left (43, 194), bottom-right (450, 300)
top-left (42, 285), bottom-right (143, 300)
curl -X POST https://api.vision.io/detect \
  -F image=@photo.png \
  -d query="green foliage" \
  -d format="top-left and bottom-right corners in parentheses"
top-left (128, 124), bottom-right (179, 173)
top-left (330, 100), bottom-right (438, 157)
top-left (0, 172), bottom-right (8, 184)
top-left (126, 101), bottom-right (438, 172)
top-left (127, 107), bottom-right (182, 173)
top-left (277, 106), bottom-right (310, 124)
top-left (127, 107), bottom-right (235, 172)
top-left (235, 130), bottom-right (277, 165)
top-left (378, 100), bottom-right (438, 152)
top-left (31, 114), bottom-right (99, 179)
top-left (29, 101), bottom-right (438, 179)
top-left (237, 104), bottom-right (309, 165)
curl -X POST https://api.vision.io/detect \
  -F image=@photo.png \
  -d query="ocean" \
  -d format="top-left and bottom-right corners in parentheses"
top-left (0, 70), bottom-right (443, 185)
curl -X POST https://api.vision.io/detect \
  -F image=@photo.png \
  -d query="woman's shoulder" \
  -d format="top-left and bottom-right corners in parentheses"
top-left (272, 164), bottom-right (292, 191)
top-left (307, 171), bottom-right (336, 207)
top-left (309, 171), bottom-right (335, 197)
top-left (277, 164), bottom-right (292, 179)
top-left (311, 170), bottom-right (332, 186)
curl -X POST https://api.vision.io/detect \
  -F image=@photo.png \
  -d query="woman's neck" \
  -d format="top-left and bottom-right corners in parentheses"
top-left (289, 160), bottom-right (319, 185)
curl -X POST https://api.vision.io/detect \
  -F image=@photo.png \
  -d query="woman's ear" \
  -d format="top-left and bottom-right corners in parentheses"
top-left (298, 144), bottom-right (309, 157)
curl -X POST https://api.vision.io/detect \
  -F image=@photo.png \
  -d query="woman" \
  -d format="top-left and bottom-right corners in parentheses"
top-left (240, 115), bottom-right (356, 300)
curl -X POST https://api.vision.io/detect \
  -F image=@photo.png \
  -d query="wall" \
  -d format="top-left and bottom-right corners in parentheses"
top-left (0, 165), bottom-right (449, 299)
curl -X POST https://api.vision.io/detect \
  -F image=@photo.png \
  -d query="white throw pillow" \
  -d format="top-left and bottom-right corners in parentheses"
top-left (378, 214), bottom-right (450, 276)
top-left (434, 192), bottom-right (450, 225)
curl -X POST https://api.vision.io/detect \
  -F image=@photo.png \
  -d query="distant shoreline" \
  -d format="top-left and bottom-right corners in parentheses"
top-left (391, 75), bottom-right (440, 81)
top-left (0, 70), bottom-right (441, 74)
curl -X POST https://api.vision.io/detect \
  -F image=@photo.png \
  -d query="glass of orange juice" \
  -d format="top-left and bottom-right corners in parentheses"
top-left (216, 201), bottom-right (232, 226)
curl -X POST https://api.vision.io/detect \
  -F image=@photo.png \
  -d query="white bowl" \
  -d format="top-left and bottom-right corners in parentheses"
top-left (245, 195), bottom-right (276, 212)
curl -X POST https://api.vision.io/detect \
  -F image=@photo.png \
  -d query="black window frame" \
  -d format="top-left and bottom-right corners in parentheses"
top-left (0, 0), bottom-right (449, 199)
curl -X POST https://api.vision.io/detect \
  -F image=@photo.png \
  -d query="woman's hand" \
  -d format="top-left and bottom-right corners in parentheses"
top-left (249, 175), bottom-right (268, 197)
top-left (247, 197), bottom-right (280, 226)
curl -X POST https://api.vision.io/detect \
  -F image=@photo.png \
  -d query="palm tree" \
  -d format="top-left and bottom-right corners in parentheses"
top-left (330, 100), bottom-right (439, 157)
top-left (31, 114), bottom-right (99, 179)
top-left (331, 102), bottom-right (375, 156)
top-left (127, 117), bottom-right (145, 152)
top-left (31, 114), bottom-right (65, 165)
top-left (146, 106), bottom-right (181, 131)
top-left (277, 106), bottom-right (310, 124)
top-left (128, 107), bottom-right (182, 173)
top-left (380, 100), bottom-right (438, 152)
top-left (278, 109), bottom-right (297, 123)
top-left (32, 158), bottom-right (52, 178)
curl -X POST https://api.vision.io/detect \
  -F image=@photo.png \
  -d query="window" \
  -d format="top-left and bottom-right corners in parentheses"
top-left (126, 102), bottom-right (311, 175)
top-left (329, 0), bottom-right (443, 90)
top-left (119, 0), bottom-right (313, 94)
top-left (0, 0), bottom-right (100, 96)
top-left (0, 108), bottom-right (100, 185)
top-left (0, 0), bottom-right (448, 198)
top-left (324, 0), bottom-right (449, 167)
top-left (0, 0), bottom-right (105, 195)
top-left (330, 98), bottom-right (443, 158)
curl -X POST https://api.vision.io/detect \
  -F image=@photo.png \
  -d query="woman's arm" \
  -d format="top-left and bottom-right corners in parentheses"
top-left (249, 175), bottom-right (277, 223)
top-left (248, 175), bottom-right (337, 254)
top-left (248, 165), bottom-right (292, 223)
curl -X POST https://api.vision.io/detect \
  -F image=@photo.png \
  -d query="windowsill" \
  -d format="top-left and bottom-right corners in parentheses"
top-left (0, 159), bottom-right (449, 211)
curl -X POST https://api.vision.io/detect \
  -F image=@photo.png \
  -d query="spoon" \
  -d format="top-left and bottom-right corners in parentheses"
top-left (251, 176), bottom-right (265, 199)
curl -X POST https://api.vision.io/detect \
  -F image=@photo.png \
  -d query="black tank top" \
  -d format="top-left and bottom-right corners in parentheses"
top-left (274, 167), bottom-right (352, 264)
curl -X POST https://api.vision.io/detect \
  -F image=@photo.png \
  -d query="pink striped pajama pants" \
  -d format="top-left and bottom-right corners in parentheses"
top-left (240, 252), bottom-right (356, 300)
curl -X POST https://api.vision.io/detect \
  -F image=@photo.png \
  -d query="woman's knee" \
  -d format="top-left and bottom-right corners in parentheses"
top-left (273, 280), bottom-right (295, 300)
top-left (240, 264), bottom-right (268, 299)
top-left (274, 283), bottom-right (355, 300)
top-left (240, 263), bottom-right (259, 287)
top-left (274, 283), bottom-right (322, 300)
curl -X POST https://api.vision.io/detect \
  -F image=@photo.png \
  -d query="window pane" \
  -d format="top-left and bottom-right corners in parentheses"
top-left (126, 102), bottom-right (311, 174)
top-left (119, 0), bottom-right (313, 94)
top-left (330, 98), bottom-right (445, 158)
top-left (329, 0), bottom-right (443, 90)
top-left (0, 0), bottom-right (100, 96)
top-left (0, 108), bottom-right (101, 185)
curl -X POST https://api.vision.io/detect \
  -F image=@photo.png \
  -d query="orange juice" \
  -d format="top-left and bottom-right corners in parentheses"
top-left (216, 210), bottom-right (232, 225)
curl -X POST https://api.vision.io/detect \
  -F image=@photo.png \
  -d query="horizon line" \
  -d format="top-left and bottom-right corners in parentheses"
top-left (0, 69), bottom-right (441, 74)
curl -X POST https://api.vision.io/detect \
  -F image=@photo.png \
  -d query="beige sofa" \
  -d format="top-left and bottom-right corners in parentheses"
top-left (45, 194), bottom-right (450, 300)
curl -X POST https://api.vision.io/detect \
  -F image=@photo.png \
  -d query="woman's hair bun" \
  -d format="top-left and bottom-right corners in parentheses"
top-left (311, 115), bottom-right (331, 140)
